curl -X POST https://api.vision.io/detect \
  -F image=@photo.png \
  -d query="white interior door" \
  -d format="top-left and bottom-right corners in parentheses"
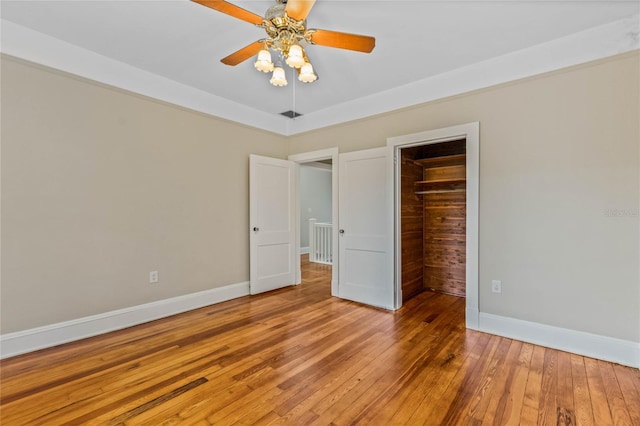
top-left (249, 155), bottom-right (296, 295)
top-left (338, 147), bottom-right (395, 309)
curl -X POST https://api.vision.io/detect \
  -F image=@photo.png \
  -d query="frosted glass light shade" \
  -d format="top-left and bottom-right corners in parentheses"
top-left (270, 67), bottom-right (288, 86)
top-left (285, 44), bottom-right (305, 68)
top-left (298, 62), bottom-right (317, 83)
top-left (254, 48), bottom-right (274, 73)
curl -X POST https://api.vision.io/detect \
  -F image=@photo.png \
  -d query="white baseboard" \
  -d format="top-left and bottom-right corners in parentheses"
top-left (479, 312), bottom-right (640, 368)
top-left (300, 247), bottom-right (309, 255)
top-left (0, 281), bottom-right (250, 359)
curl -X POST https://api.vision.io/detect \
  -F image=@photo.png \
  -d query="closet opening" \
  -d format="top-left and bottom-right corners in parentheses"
top-left (399, 139), bottom-right (467, 302)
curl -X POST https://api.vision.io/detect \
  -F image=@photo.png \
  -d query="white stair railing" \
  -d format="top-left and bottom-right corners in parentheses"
top-left (308, 218), bottom-right (333, 265)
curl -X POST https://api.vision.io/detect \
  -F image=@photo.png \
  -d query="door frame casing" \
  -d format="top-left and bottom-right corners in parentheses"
top-left (387, 122), bottom-right (480, 329)
top-left (288, 148), bottom-right (339, 296)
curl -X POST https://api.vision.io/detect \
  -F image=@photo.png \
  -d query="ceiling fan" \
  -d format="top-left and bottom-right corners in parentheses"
top-left (192, 0), bottom-right (376, 86)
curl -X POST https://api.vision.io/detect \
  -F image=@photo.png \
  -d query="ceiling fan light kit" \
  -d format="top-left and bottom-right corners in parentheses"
top-left (285, 44), bottom-right (305, 68)
top-left (270, 66), bottom-right (288, 86)
top-left (193, 0), bottom-right (375, 87)
top-left (298, 61), bottom-right (317, 83)
top-left (254, 48), bottom-right (275, 73)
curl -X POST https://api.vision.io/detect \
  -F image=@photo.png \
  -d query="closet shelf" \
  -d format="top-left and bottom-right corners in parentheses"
top-left (414, 177), bottom-right (466, 195)
top-left (415, 189), bottom-right (466, 195)
top-left (414, 178), bottom-right (466, 186)
top-left (415, 154), bottom-right (466, 168)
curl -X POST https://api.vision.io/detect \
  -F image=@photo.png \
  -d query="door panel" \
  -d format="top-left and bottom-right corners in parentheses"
top-left (250, 155), bottom-right (296, 294)
top-left (338, 147), bottom-right (394, 309)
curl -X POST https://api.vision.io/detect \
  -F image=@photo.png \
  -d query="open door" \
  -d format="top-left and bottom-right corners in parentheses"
top-left (338, 147), bottom-right (395, 309)
top-left (249, 155), bottom-right (296, 294)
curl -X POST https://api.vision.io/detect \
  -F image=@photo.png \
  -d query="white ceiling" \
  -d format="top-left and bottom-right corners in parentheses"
top-left (1, 1), bottom-right (639, 135)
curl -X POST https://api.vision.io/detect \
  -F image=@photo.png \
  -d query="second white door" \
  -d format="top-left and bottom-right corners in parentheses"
top-left (338, 147), bottom-right (395, 309)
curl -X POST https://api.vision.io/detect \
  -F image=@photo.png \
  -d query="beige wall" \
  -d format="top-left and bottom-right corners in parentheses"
top-left (2, 51), bottom-right (638, 345)
top-left (290, 52), bottom-right (640, 342)
top-left (1, 56), bottom-right (287, 333)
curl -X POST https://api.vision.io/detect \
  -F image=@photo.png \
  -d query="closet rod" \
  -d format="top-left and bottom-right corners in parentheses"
top-left (415, 189), bottom-right (466, 195)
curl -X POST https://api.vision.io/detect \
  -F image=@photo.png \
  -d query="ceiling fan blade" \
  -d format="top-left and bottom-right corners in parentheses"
top-left (191, 0), bottom-right (263, 25)
top-left (221, 40), bottom-right (264, 66)
top-left (308, 29), bottom-right (375, 53)
top-left (285, 0), bottom-right (316, 21)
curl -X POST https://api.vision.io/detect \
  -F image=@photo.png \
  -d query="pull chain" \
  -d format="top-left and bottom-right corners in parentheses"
top-left (292, 66), bottom-right (296, 119)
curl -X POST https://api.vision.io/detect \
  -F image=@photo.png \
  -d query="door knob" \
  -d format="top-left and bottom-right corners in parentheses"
top-left (253, 227), bottom-right (259, 232)
top-left (339, 229), bottom-right (345, 234)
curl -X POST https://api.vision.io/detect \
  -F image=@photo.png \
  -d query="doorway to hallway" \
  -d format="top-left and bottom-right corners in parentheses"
top-left (300, 253), bottom-right (332, 296)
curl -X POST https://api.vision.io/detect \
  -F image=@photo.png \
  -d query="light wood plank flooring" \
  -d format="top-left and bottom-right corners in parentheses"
top-left (1, 256), bottom-right (639, 425)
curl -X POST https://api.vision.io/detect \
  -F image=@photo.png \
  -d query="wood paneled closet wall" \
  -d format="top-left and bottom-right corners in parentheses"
top-left (400, 139), bottom-right (466, 302)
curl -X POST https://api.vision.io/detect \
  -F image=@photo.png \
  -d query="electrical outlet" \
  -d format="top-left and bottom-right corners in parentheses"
top-left (491, 280), bottom-right (502, 294)
top-left (149, 271), bottom-right (159, 284)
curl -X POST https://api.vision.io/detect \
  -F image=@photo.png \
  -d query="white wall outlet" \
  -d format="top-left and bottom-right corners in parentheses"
top-left (491, 280), bottom-right (502, 293)
top-left (149, 271), bottom-right (159, 284)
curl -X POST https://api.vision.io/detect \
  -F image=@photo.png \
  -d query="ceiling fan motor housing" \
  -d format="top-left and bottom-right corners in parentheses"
top-left (264, 2), bottom-right (308, 51)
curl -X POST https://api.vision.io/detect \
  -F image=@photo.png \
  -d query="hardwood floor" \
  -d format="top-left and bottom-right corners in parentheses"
top-left (1, 256), bottom-right (639, 425)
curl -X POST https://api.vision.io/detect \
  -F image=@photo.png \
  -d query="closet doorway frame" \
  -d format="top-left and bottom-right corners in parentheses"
top-left (387, 122), bottom-right (480, 329)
